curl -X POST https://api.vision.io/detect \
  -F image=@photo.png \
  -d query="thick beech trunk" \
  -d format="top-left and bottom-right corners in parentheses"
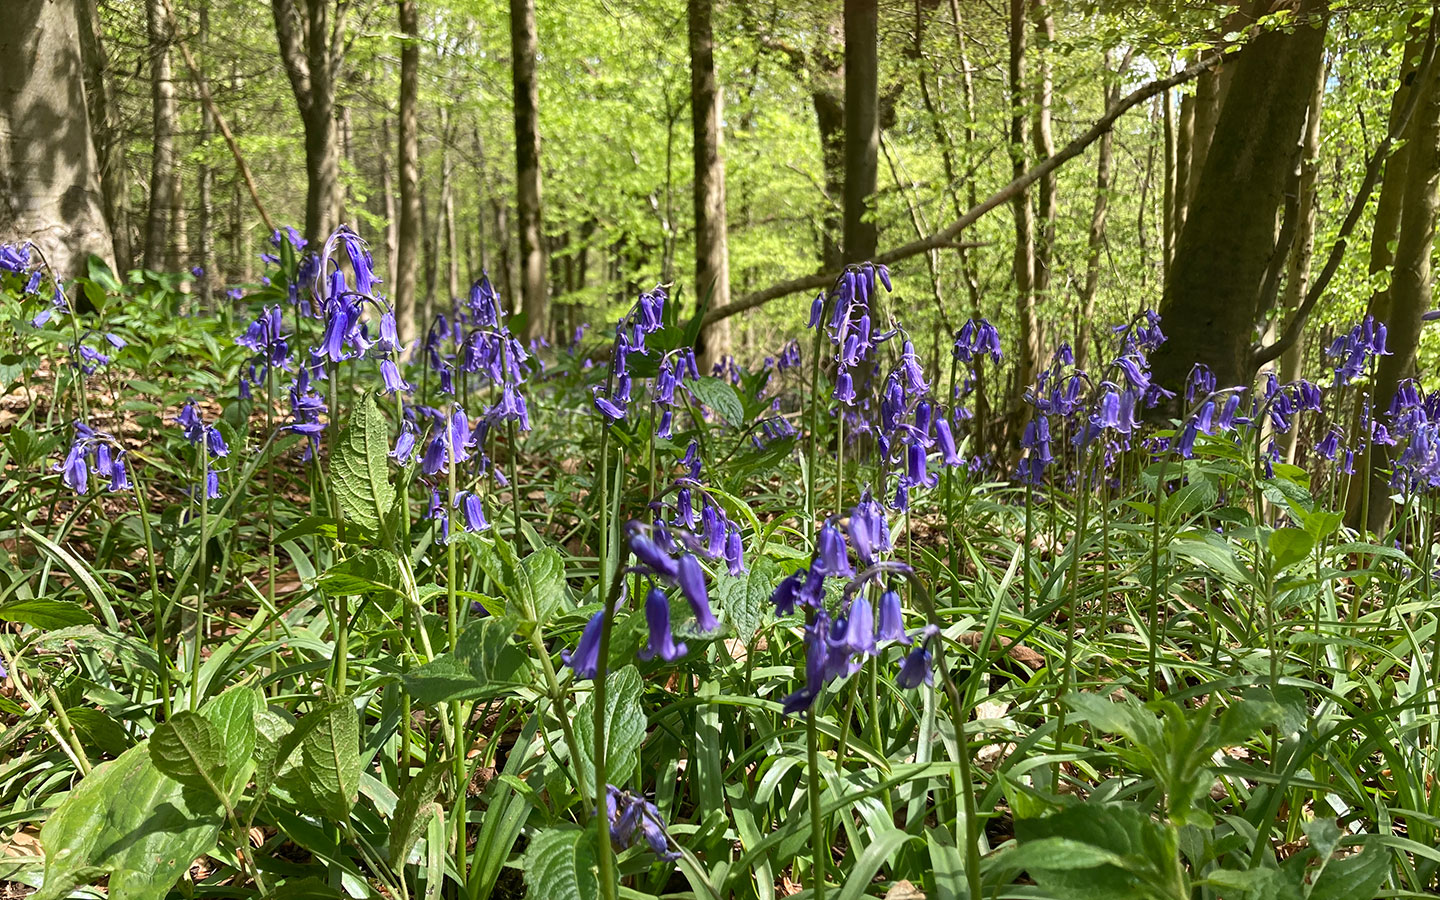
top-left (1077, 52), bottom-right (1120, 371)
top-left (271, 0), bottom-right (346, 250)
top-left (1007, 0), bottom-right (1040, 436)
top-left (690, 0), bottom-right (731, 372)
top-left (511, 0), bottom-right (547, 341)
top-left (0, 0), bottom-right (113, 278)
top-left (842, 0), bottom-right (879, 264)
top-left (1148, 1), bottom-right (1328, 399)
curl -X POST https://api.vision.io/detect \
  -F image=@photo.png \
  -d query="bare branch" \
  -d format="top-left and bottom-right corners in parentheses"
top-left (697, 51), bottom-right (1225, 329)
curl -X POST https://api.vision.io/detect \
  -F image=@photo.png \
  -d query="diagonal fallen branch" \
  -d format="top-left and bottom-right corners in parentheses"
top-left (697, 51), bottom-right (1225, 329)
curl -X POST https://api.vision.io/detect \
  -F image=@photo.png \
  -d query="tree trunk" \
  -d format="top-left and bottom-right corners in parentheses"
top-left (444, 128), bottom-right (459, 302)
top-left (473, 125), bottom-right (491, 276)
top-left (1031, 0), bottom-right (1056, 304)
top-left (1149, 0), bottom-right (1328, 399)
top-left (395, 0), bottom-right (420, 349)
top-left (1172, 87), bottom-right (1194, 268)
top-left (1365, 22), bottom-right (1426, 327)
top-left (1355, 40), bottom-right (1440, 534)
top-left (0, 0), bottom-right (113, 278)
top-left (144, 0), bottom-right (177, 271)
top-left (379, 115), bottom-right (397, 290)
top-left (690, 0), bottom-right (732, 372)
top-left (511, 0), bottom-right (547, 341)
top-left (1077, 52), bottom-right (1118, 372)
top-left (196, 4), bottom-right (213, 307)
top-left (842, 0), bottom-right (879, 264)
top-left (1278, 62), bottom-right (1325, 392)
top-left (271, 0), bottom-right (345, 250)
top-left (77, 0), bottom-right (130, 271)
top-left (1161, 76), bottom-right (1175, 277)
top-left (1007, 0), bottom-right (1039, 436)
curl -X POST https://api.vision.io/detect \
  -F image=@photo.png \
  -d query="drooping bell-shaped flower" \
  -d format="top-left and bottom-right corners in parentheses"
top-left (814, 522), bottom-right (853, 577)
top-left (896, 644), bottom-right (933, 689)
top-left (676, 554), bottom-right (719, 634)
top-left (638, 587), bottom-right (687, 662)
top-left (841, 594), bottom-right (877, 657)
top-left (563, 611), bottom-right (606, 680)
top-left (876, 589), bottom-right (909, 644)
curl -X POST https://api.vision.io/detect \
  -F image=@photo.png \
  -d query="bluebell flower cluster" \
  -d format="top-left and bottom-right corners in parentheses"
top-left (593, 286), bottom-right (668, 422)
top-left (56, 421), bottom-right (130, 495)
top-left (769, 496), bottom-right (933, 714)
top-left (1327, 315), bottom-right (1389, 386)
top-left (604, 787), bottom-right (680, 862)
top-left (176, 400), bottom-right (228, 499)
top-left (235, 306), bottom-right (290, 399)
top-left (810, 263), bottom-right (895, 407)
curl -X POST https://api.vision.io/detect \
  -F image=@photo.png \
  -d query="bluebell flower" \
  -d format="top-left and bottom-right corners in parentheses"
top-left (630, 530), bottom-right (680, 579)
top-left (563, 611), bottom-right (605, 680)
top-left (205, 426), bottom-right (229, 458)
top-left (770, 569), bottom-right (807, 616)
top-left (205, 469), bottom-right (221, 499)
top-left (841, 594), bottom-right (877, 656)
top-left (814, 522), bottom-right (853, 577)
top-left (725, 525), bottom-right (746, 575)
top-left (391, 421), bottom-right (418, 463)
top-left (896, 643), bottom-right (933, 689)
top-left (935, 416), bottom-right (962, 466)
top-left (380, 359), bottom-right (413, 394)
top-left (638, 587), bottom-right (688, 662)
top-left (607, 787), bottom-right (680, 862)
top-left (876, 589), bottom-right (908, 644)
top-left (458, 491), bottom-right (490, 532)
top-left (676, 554), bottom-right (719, 634)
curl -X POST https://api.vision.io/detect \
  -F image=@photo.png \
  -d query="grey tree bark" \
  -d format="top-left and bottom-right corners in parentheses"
top-left (271, 0), bottom-right (346, 250)
top-left (511, 0), bottom-right (548, 341)
top-left (1007, 0), bottom-right (1039, 436)
top-left (690, 0), bottom-right (732, 372)
top-left (144, 0), bottom-right (177, 271)
top-left (1031, 1), bottom-right (1056, 306)
top-left (77, 0), bottom-right (130, 271)
top-left (395, 0), bottom-right (421, 349)
top-left (0, 0), bottom-right (113, 278)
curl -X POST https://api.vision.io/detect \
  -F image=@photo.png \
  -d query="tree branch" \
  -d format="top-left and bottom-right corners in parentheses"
top-left (697, 51), bottom-right (1225, 328)
top-left (1254, 4), bottom-right (1438, 369)
top-left (270, 0), bottom-right (312, 117)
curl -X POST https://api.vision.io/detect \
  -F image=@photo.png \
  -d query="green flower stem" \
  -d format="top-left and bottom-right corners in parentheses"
top-left (805, 704), bottom-right (827, 900)
top-left (592, 434), bottom-right (623, 900)
top-left (191, 447), bottom-right (210, 711)
top-left (1146, 450), bottom-right (1169, 701)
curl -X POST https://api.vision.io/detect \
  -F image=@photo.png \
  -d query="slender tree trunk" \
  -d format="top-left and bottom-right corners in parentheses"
top-left (1031, 0), bottom-right (1056, 305)
top-left (473, 126), bottom-right (491, 276)
top-left (814, 89), bottom-right (846, 270)
top-left (494, 199), bottom-right (513, 306)
top-left (1, 0), bottom-right (113, 277)
top-left (1161, 77), bottom-right (1175, 277)
top-left (170, 166), bottom-right (188, 294)
top-left (690, 0), bottom-right (732, 371)
top-left (337, 102), bottom-right (352, 225)
top-left (271, 0), bottom-right (345, 249)
top-left (1172, 87), bottom-right (1195, 265)
top-left (145, 0), bottom-right (177, 270)
top-left (444, 126), bottom-right (459, 302)
top-left (1077, 52), bottom-right (1118, 372)
top-left (1149, 0), bottom-right (1328, 398)
top-left (395, 0), bottom-right (420, 348)
top-left (379, 116), bottom-right (397, 287)
top-left (1278, 63), bottom-right (1325, 390)
top-left (511, 0), bottom-right (547, 340)
top-left (196, 5), bottom-right (213, 307)
top-left (1007, 0), bottom-right (1039, 437)
top-left (1365, 23), bottom-right (1425, 326)
top-left (1352, 27), bottom-right (1437, 533)
top-left (78, 0), bottom-right (130, 271)
top-left (842, 0), bottom-right (879, 264)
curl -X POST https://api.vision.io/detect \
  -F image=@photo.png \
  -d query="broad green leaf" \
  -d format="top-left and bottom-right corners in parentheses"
top-left (64, 707), bottom-right (133, 756)
top-left (330, 392), bottom-right (396, 535)
top-left (1002, 836), bottom-right (1129, 870)
top-left (574, 665), bottom-right (646, 788)
top-left (318, 548), bottom-right (401, 596)
top-left (1268, 527), bottom-right (1315, 569)
top-left (253, 706), bottom-right (295, 806)
top-left (716, 559), bottom-right (775, 643)
top-left (36, 743), bottom-right (223, 900)
top-left (1013, 802), bottom-right (1180, 900)
top-left (200, 685), bottom-right (260, 795)
top-left (388, 759), bottom-right (449, 866)
top-left (149, 712), bottom-right (230, 800)
top-left (1309, 837), bottom-right (1391, 900)
top-left (402, 616), bottom-right (529, 705)
top-left (299, 699), bottom-right (363, 820)
top-left (689, 376), bottom-right (744, 425)
top-left (523, 826), bottom-right (606, 900)
top-left (0, 597), bottom-right (95, 629)
top-left (480, 541), bottom-right (567, 624)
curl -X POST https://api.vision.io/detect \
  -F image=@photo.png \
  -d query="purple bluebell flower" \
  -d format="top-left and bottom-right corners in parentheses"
top-left (897, 643), bottom-right (933, 688)
top-left (638, 587), bottom-right (688, 662)
top-left (814, 522), bottom-right (853, 577)
top-left (876, 589), bottom-right (908, 644)
top-left (458, 492), bottom-right (490, 532)
top-left (676, 554), bottom-right (719, 634)
top-left (563, 611), bottom-right (605, 680)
